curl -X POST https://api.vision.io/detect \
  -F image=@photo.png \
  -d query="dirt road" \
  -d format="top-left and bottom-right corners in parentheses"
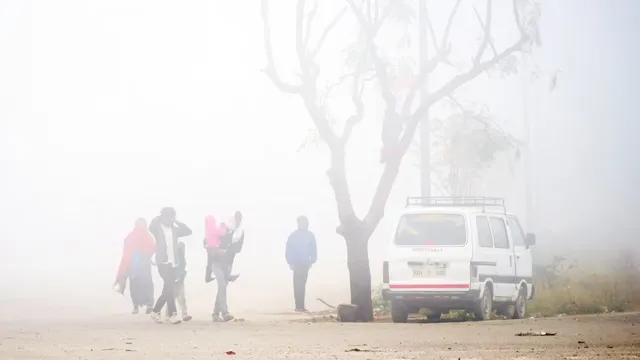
top-left (1, 312), bottom-right (638, 359)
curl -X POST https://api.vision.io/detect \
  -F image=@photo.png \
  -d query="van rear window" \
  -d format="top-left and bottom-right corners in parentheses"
top-left (395, 214), bottom-right (467, 246)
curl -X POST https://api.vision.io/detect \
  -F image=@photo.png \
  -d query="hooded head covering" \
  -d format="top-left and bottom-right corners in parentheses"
top-left (114, 218), bottom-right (156, 292)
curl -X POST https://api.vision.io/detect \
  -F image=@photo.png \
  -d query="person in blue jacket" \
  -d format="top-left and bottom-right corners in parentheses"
top-left (285, 216), bottom-right (317, 312)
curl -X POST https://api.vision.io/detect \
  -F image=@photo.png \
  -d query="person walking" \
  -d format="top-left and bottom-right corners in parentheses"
top-left (285, 216), bottom-right (317, 312)
top-left (217, 210), bottom-right (245, 283)
top-left (204, 214), bottom-right (235, 322)
top-left (113, 218), bottom-right (156, 314)
top-left (204, 215), bottom-right (228, 283)
top-left (148, 207), bottom-right (192, 324)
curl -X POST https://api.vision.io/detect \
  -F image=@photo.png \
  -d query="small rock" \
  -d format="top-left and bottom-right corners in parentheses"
top-left (337, 304), bottom-right (358, 323)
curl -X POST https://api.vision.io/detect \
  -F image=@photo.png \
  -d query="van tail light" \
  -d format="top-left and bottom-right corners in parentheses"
top-left (382, 261), bottom-right (389, 284)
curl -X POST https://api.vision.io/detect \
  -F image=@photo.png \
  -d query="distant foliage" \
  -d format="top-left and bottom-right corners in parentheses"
top-left (529, 252), bottom-right (640, 316)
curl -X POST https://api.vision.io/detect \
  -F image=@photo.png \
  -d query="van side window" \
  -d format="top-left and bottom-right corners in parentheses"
top-left (507, 217), bottom-right (525, 246)
top-left (490, 217), bottom-right (510, 249)
top-left (476, 216), bottom-right (494, 248)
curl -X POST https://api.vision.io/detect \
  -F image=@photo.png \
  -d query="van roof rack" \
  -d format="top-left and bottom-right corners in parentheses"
top-left (405, 196), bottom-right (506, 213)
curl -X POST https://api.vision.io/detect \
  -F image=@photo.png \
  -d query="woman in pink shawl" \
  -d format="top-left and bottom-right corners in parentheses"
top-left (203, 215), bottom-right (228, 283)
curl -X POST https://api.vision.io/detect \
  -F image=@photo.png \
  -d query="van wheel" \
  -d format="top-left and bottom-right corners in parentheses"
top-left (512, 288), bottom-right (527, 319)
top-left (474, 285), bottom-right (493, 321)
top-left (391, 301), bottom-right (409, 323)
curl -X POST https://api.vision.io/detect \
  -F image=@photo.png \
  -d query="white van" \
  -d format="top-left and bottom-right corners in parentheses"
top-left (382, 197), bottom-right (536, 323)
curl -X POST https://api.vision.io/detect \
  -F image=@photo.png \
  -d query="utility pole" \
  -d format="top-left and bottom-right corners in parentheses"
top-left (419, 0), bottom-right (431, 198)
top-left (522, 55), bottom-right (534, 231)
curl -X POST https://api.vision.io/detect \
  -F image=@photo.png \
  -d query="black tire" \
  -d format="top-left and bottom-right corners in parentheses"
top-left (512, 288), bottom-right (527, 319)
top-left (391, 301), bottom-right (409, 323)
top-left (474, 285), bottom-right (493, 321)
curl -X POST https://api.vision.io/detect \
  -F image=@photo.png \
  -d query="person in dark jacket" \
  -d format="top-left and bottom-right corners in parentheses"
top-left (209, 211), bottom-right (244, 283)
top-left (285, 216), bottom-right (317, 312)
top-left (148, 207), bottom-right (192, 324)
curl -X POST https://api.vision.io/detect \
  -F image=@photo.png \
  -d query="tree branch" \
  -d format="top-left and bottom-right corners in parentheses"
top-left (346, 0), bottom-right (395, 107)
top-left (441, 0), bottom-right (463, 53)
top-left (295, 1), bottom-right (359, 227)
top-left (362, 158), bottom-right (402, 237)
top-left (328, 150), bottom-right (360, 233)
top-left (261, 0), bottom-right (303, 94)
top-left (473, 0), bottom-right (494, 66)
top-left (400, 0), bottom-right (461, 116)
top-left (310, 6), bottom-right (348, 60)
top-left (340, 70), bottom-right (365, 145)
top-left (473, 4), bottom-right (498, 57)
top-left (424, 9), bottom-right (440, 52)
top-left (513, 0), bottom-right (526, 38)
top-left (294, 0), bottom-right (341, 150)
top-left (303, 0), bottom-right (319, 49)
top-left (405, 35), bottom-right (529, 150)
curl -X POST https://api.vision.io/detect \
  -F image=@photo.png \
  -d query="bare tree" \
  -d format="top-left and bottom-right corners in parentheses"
top-left (261, 0), bottom-right (541, 321)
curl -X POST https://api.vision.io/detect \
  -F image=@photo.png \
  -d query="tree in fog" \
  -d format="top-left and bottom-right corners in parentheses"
top-left (261, 0), bottom-right (541, 321)
top-left (415, 102), bottom-right (521, 197)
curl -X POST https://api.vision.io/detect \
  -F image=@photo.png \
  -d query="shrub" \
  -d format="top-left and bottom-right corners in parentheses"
top-left (528, 251), bottom-right (640, 317)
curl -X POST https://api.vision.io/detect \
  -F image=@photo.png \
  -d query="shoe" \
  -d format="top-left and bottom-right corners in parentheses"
top-left (145, 306), bottom-right (153, 314)
top-left (150, 312), bottom-right (163, 324)
top-left (132, 306), bottom-right (139, 314)
top-left (168, 314), bottom-right (182, 324)
top-left (295, 308), bottom-right (309, 313)
top-left (183, 313), bottom-right (193, 322)
top-left (212, 314), bottom-right (223, 322)
top-left (228, 274), bottom-right (240, 282)
top-left (205, 275), bottom-right (216, 283)
top-left (221, 313), bottom-right (235, 322)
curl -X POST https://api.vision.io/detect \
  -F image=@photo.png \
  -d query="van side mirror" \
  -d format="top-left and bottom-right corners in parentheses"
top-left (524, 233), bottom-right (536, 247)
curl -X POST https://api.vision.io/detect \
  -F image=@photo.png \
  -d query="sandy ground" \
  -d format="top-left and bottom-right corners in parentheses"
top-left (0, 311), bottom-right (638, 359)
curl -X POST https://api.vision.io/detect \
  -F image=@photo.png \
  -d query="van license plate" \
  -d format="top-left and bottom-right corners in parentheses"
top-left (412, 267), bottom-right (446, 278)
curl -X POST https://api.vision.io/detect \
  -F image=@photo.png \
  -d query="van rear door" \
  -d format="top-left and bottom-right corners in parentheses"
top-left (387, 212), bottom-right (472, 292)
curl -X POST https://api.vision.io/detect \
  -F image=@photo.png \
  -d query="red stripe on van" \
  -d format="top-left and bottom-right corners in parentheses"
top-left (389, 284), bottom-right (470, 289)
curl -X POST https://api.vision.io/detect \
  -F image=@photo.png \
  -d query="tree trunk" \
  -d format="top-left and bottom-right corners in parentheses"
top-left (345, 231), bottom-right (373, 322)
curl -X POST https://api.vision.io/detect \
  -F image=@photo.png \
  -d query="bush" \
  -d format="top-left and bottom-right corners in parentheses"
top-left (371, 284), bottom-right (390, 314)
top-left (528, 252), bottom-right (640, 317)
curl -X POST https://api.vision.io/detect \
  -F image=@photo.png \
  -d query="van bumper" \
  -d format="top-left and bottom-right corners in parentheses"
top-left (382, 289), bottom-right (481, 309)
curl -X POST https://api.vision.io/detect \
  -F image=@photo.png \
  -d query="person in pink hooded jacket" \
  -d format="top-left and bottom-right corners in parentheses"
top-left (204, 215), bottom-right (228, 283)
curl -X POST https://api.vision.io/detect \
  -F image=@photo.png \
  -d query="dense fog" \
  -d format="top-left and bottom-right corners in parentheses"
top-left (0, 0), bottom-right (638, 321)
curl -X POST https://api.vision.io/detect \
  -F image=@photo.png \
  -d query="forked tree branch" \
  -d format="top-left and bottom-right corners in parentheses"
top-left (340, 69), bottom-right (365, 145)
top-left (310, 6), bottom-right (348, 60)
top-left (292, 0), bottom-right (346, 152)
top-left (402, 0), bottom-right (462, 115)
top-left (362, 0), bottom-right (527, 235)
top-left (296, 0), bottom-right (360, 226)
top-left (346, 0), bottom-right (395, 108)
top-left (261, 0), bottom-right (303, 94)
top-left (359, 1), bottom-right (463, 235)
top-left (402, 36), bottom-right (529, 154)
top-left (303, 0), bottom-right (319, 48)
top-left (473, 4), bottom-right (498, 57)
top-left (473, 0), bottom-right (493, 66)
